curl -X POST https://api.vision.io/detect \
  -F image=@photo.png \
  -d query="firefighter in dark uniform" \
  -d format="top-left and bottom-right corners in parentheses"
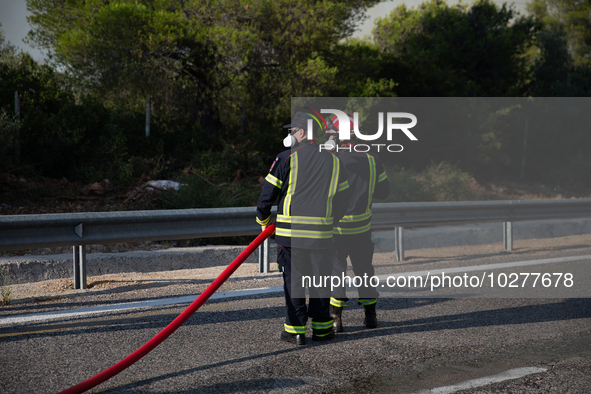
top-left (327, 113), bottom-right (390, 331)
top-left (256, 111), bottom-right (351, 345)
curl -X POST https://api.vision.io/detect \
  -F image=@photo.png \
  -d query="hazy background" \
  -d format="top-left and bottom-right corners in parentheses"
top-left (0, 0), bottom-right (529, 64)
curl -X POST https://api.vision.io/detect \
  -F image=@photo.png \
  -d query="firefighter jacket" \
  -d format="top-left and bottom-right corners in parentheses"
top-left (333, 148), bottom-right (389, 236)
top-left (256, 140), bottom-right (351, 249)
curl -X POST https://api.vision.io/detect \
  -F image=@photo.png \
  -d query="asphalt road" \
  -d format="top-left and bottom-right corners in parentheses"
top-left (1, 237), bottom-right (591, 394)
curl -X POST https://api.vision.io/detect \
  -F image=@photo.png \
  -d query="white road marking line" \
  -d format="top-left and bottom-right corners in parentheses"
top-left (2, 254), bottom-right (589, 327)
top-left (376, 254), bottom-right (590, 280)
top-left (417, 367), bottom-right (548, 394)
top-left (0, 286), bottom-right (283, 326)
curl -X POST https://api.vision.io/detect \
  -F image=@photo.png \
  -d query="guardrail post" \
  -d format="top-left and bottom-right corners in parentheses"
top-left (395, 227), bottom-right (404, 261)
top-left (258, 238), bottom-right (269, 273)
top-left (503, 221), bottom-right (513, 251)
top-left (73, 245), bottom-right (87, 289)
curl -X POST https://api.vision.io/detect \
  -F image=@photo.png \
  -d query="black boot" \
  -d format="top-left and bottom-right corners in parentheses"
top-left (281, 330), bottom-right (306, 346)
top-left (330, 305), bottom-right (343, 332)
top-left (364, 303), bottom-right (377, 328)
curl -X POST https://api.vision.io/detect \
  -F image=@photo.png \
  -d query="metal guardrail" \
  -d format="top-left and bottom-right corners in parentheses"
top-left (371, 199), bottom-right (591, 261)
top-left (371, 199), bottom-right (591, 228)
top-left (0, 207), bottom-right (269, 251)
top-left (2, 199), bottom-right (591, 288)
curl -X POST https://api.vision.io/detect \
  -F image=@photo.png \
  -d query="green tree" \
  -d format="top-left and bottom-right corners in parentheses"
top-left (0, 48), bottom-right (92, 177)
top-left (527, 0), bottom-right (591, 65)
top-left (26, 0), bottom-right (380, 152)
top-left (326, 39), bottom-right (398, 97)
top-left (0, 23), bottom-right (147, 181)
top-left (0, 22), bottom-right (17, 57)
top-left (372, 0), bottom-right (540, 96)
top-left (0, 23), bottom-right (19, 170)
top-left (531, 27), bottom-right (591, 96)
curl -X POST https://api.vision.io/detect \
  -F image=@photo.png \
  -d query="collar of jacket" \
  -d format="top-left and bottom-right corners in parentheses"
top-left (294, 139), bottom-right (317, 148)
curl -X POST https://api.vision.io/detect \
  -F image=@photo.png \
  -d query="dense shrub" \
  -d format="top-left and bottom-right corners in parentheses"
top-left (384, 162), bottom-right (476, 202)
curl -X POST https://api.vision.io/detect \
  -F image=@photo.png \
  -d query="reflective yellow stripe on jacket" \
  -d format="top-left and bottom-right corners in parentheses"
top-left (326, 153), bottom-right (340, 219)
top-left (256, 215), bottom-right (271, 226)
top-left (334, 154), bottom-right (377, 235)
top-left (276, 150), bottom-right (343, 240)
top-left (366, 154), bottom-right (377, 213)
top-left (283, 151), bottom-right (298, 216)
top-left (265, 173), bottom-right (283, 189)
top-left (276, 215), bottom-right (334, 239)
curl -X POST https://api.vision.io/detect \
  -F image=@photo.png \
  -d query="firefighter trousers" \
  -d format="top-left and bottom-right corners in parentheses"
top-left (278, 245), bottom-right (334, 337)
top-left (330, 232), bottom-right (379, 307)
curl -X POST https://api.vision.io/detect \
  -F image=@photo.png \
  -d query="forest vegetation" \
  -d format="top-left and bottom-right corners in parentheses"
top-left (1, 0), bottom-right (590, 214)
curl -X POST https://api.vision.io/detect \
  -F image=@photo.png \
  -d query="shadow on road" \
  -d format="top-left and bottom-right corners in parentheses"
top-left (89, 298), bottom-right (590, 393)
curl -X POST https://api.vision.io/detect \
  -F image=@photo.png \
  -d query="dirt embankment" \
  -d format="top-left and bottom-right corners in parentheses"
top-left (0, 173), bottom-right (173, 216)
top-left (3, 172), bottom-right (589, 216)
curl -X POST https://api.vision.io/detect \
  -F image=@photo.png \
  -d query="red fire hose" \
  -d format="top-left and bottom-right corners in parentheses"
top-left (58, 224), bottom-right (276, 394)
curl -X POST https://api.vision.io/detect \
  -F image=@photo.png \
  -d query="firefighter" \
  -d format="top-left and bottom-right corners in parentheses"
top-left (256, 111), bottom-right (351, 346)
top-left (327, 113), bottom-right (390, 331)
